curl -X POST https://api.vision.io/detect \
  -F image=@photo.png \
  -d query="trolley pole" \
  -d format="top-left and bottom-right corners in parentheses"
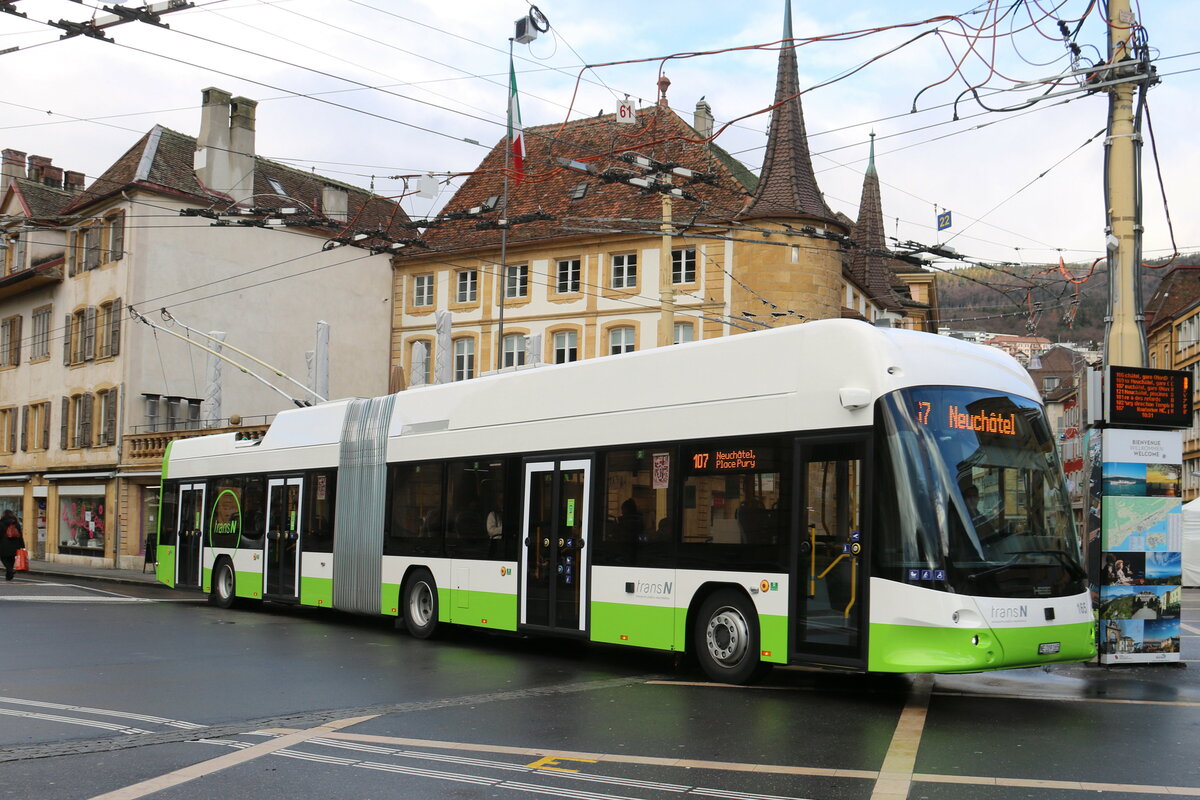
top-left (1102, 0), bottom-right (1148, 368)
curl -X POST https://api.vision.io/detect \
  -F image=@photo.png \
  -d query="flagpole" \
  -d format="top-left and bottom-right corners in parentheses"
top-left (497, 37), bottom-right (513, 371)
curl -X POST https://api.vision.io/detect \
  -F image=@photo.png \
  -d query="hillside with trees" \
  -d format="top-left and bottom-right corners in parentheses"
top-left (934, 253), bottom-right (1195, 343)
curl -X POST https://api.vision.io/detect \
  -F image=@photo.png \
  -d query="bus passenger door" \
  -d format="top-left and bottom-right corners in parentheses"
top-left (520, 459), bottom-right (591, 633)
top-left (175, 483), bottom-right (206, 589)
top-left (792, 438), bottom-right (869, 666)
top-left (264, 477), bottom-right (303, 600)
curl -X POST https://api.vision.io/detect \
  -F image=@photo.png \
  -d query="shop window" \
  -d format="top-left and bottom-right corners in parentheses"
top-left (60, 493), bottom-right (105, 552)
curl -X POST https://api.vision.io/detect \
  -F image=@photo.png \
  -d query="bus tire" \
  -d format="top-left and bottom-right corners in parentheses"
top-left (211, 558), bottom-right (237, 609)
top-left (403, 569), bottom-right (439, 639)
top-left (694, 589), bottom-right (766, 685)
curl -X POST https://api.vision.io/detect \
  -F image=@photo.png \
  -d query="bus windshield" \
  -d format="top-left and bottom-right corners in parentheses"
top-left (877, 386), bottom-right (1086, 599)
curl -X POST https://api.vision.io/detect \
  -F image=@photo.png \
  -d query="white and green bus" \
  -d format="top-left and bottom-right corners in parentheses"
top-left (155, 319), bottom-right (1095, 683)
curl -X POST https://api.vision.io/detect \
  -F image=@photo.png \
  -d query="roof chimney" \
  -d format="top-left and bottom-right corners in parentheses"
top-left (321, 184), bottom-right (348, 221)
top-left (42, 165), bottom-right (63, 189)
top-left (27, 154), bottom-right (52, 183)
top-left (195, 87), bottom-right (233, 197)
top-left (64, 171), bottom-right (86, 193)
top-left (1, 148), bottom-right (24, 188)
top-left (228, 96), bottom-right (257, 205)
top-left (694, 98), bottom-right (713, 140)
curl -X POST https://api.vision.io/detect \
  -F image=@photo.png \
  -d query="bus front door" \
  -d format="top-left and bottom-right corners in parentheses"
top-left (792, 439), bottom-right (868, 667)
top-left (520, 459), bottom-right (591, 633)
top-left (176, 483), bottom-right (206, 589)
top-left (264, 477), bottom-right (303, 600)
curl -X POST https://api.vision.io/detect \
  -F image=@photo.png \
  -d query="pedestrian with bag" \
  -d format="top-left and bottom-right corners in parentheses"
top-left (1, 509), bottom-right (26, 581)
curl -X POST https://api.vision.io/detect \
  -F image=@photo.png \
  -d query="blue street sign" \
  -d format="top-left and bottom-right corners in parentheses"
top-left (937, 210), bottom-right (952, 231)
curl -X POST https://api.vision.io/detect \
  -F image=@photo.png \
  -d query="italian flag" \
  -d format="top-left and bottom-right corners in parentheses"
top-left (508, 55), bottom-right (525, 185)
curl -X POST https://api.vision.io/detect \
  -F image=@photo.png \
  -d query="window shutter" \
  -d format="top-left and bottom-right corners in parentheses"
top-left (7, 411), bottom-right (14, 454)
top-left (64, 314), bottom-right (72, 365)
top-left (68, 231), bottom-right (78, 277)
top-left (20, 405), bottom-right (29, 451)
top-left (10, 315), bottom-right (20, 366)
top-left (85, 227), bottom-right (101, 270)
top-left (81, 392), bottom-right (93, 447)
top-left (104, 388), bottom-right (117, 446)
top-left (110, 212), bottom-right (125, 261)
top-left (109, 298), bottom-right (122, 356)
top-left (60, 396), bottom-right (69, 449)
top-left (83, 306), bottom-right (97, 361)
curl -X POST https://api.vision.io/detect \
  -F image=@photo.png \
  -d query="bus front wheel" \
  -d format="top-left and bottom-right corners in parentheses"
top-left (694, 589), bottom-right (767, 685)
top-left (211, 559), bottom-right (236, 609)
top-left (403, 569), bottom-right (439, 639)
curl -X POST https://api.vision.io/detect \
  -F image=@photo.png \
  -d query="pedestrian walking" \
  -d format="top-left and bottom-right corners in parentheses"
top-left (1, 509), bottom-right (26, 581)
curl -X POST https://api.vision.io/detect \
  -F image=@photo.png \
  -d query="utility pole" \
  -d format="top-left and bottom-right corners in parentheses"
top-left (1102, 0), bottom-right (1151, 368)
top-left (658, 191), bottom-right (675, 347)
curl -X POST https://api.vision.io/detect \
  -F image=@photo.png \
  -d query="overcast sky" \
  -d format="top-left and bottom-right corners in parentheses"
top-left (3, 0), bottom-right (1196, 272)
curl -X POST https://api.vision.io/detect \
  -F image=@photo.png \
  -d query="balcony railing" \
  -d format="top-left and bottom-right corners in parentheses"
top-left (122, 420), bottom-right (271, 465)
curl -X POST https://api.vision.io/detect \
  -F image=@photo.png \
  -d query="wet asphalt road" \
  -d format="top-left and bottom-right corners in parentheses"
top-left (2, 574), bottom-right (1198, 800)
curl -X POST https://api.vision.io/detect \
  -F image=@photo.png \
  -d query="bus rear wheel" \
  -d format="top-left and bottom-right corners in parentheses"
top-left (211, 559), bottom-right (236, 609)
top-left (403, 569), bottom-right (439, 639)
top-left (694, 589), bottom-right (767, 685)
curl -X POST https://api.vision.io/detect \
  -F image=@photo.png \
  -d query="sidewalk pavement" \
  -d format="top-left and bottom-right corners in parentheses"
top-left (25, 558), bottom-right (165, 587)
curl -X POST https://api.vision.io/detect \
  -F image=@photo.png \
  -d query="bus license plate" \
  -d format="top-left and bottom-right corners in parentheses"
top-left (1038, 642), bottom-right (1061, 655)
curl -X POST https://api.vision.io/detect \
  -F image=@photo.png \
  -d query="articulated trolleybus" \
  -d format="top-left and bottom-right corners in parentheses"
top-left (155, 319), bottom-right (1094, 683)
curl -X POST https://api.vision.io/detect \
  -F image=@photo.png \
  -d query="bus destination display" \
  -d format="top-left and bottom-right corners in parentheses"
top-left (691, 448), bottom-right (758, 472)
top-left (915, 401), bottom-right (1017, 437)
top-left (1107, 365), bottom-right (1192, 429)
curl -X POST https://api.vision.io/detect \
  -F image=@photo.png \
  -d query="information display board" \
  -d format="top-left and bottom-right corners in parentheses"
top-left (1095, 429), bottom-right (1183, 664)
top-left (1106, 366), bottom-right (1192, 429)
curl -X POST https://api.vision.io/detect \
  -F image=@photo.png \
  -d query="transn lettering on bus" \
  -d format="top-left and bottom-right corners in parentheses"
top-left (947, 405), bottom-right (1016, 436)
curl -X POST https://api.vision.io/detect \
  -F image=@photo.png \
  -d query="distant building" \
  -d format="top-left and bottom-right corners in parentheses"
top-left (984, 333), bottom-right (1053, 365)
top-left (1144, 264), bottom-right (1200, 500)
top-left (0, 88), bottom-right (408, 568)
top-left (389, 2), bottom-right (937, 387)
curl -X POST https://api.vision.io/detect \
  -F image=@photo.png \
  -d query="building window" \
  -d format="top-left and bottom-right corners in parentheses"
top-left (1043, 376), bottom-right (1061, 392)
top-left (60, 492), bottom-right (105, 551)
top-left (98, 298), bottom-right (122, 358)
top-left (456, 270), bottom-right (478, 303)
top-left (504, 264), bottom-right (528, 299)
top-left (413, 274), bottom-right (434, 307)
top-left (0, 407), bottom-right (16, 454)
top-left (673, 321), bottom-right (695, 345)
top-left (502, 334), bottom-right (526, 368)
top-left (164, 397), bottom-right (201, 430)
top-left (3, 231), bottom-right (26, 275)
top-left (608, 326), bottom-right (635, 355)
top-left (553, 330), bottom-right (578, 364)
top-left (31, 306), bottom-right (51, 361)
top-left (21, 401), bottom-right (51, 451)
top-left (672, 247), bottom-right (696, 284)
top-left (611, 253), bottom-right (637, 289)
top-left (0, 314), bottom-right (20, 368)
top-left (556, 258), bottom-right (581, 294)
top-left (65, 307), bottom-right (97, 365)
top-left (64, 392), bottom-right (93, 449)
top-left (453, 338), bottom-right (474, 381)
top-left (410, 339), bottom-right (432, 387)
top-left (106, 211), bottom-right (125, 262)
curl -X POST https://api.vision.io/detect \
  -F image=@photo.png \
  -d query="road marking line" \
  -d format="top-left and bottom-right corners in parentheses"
top-left (913, 773), bottom-right (1200, 796)
top-left (264, 728), bottom-right (877, 779)
top-left (933, 690), bottom-right (1200, 707)
top-left (0, 696), bottom-right (204, 729)
top-left (1181, 622), bottom-right (1200, 635)
top-left (0, 708), bottom-right (148, 735)
top-left (86, 714), bottom-right (376, 800)
top-left (870, 674), bottom-right (932, 800)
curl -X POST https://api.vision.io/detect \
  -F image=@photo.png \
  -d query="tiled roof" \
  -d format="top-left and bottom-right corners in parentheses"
top-left (1145, 265), bottom-right (1200, 331)
top-left (64, 125), bottom-right (409, 237)
top-left (9, 178), bottom-right (75, 220)
top-left (410, 106), bottom-right (756, 255)
top-left (740, 5), bottom-right (836, 224)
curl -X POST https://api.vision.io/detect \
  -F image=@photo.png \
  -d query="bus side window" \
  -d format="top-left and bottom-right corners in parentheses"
top-left (385, 462), bottom-right (445, 558)
top-left (303, 470), bottom-right (335, 553)
top-left (240, 476), bottom-right (265, 548)
top-left (159, 482), bottom-right (180, 547)
top-left (595, 448), bottom-right (675, 568)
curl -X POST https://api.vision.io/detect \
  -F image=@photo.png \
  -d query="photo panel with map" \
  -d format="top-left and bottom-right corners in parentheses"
top-left (1101, 496), bottom-right (1181, 552)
